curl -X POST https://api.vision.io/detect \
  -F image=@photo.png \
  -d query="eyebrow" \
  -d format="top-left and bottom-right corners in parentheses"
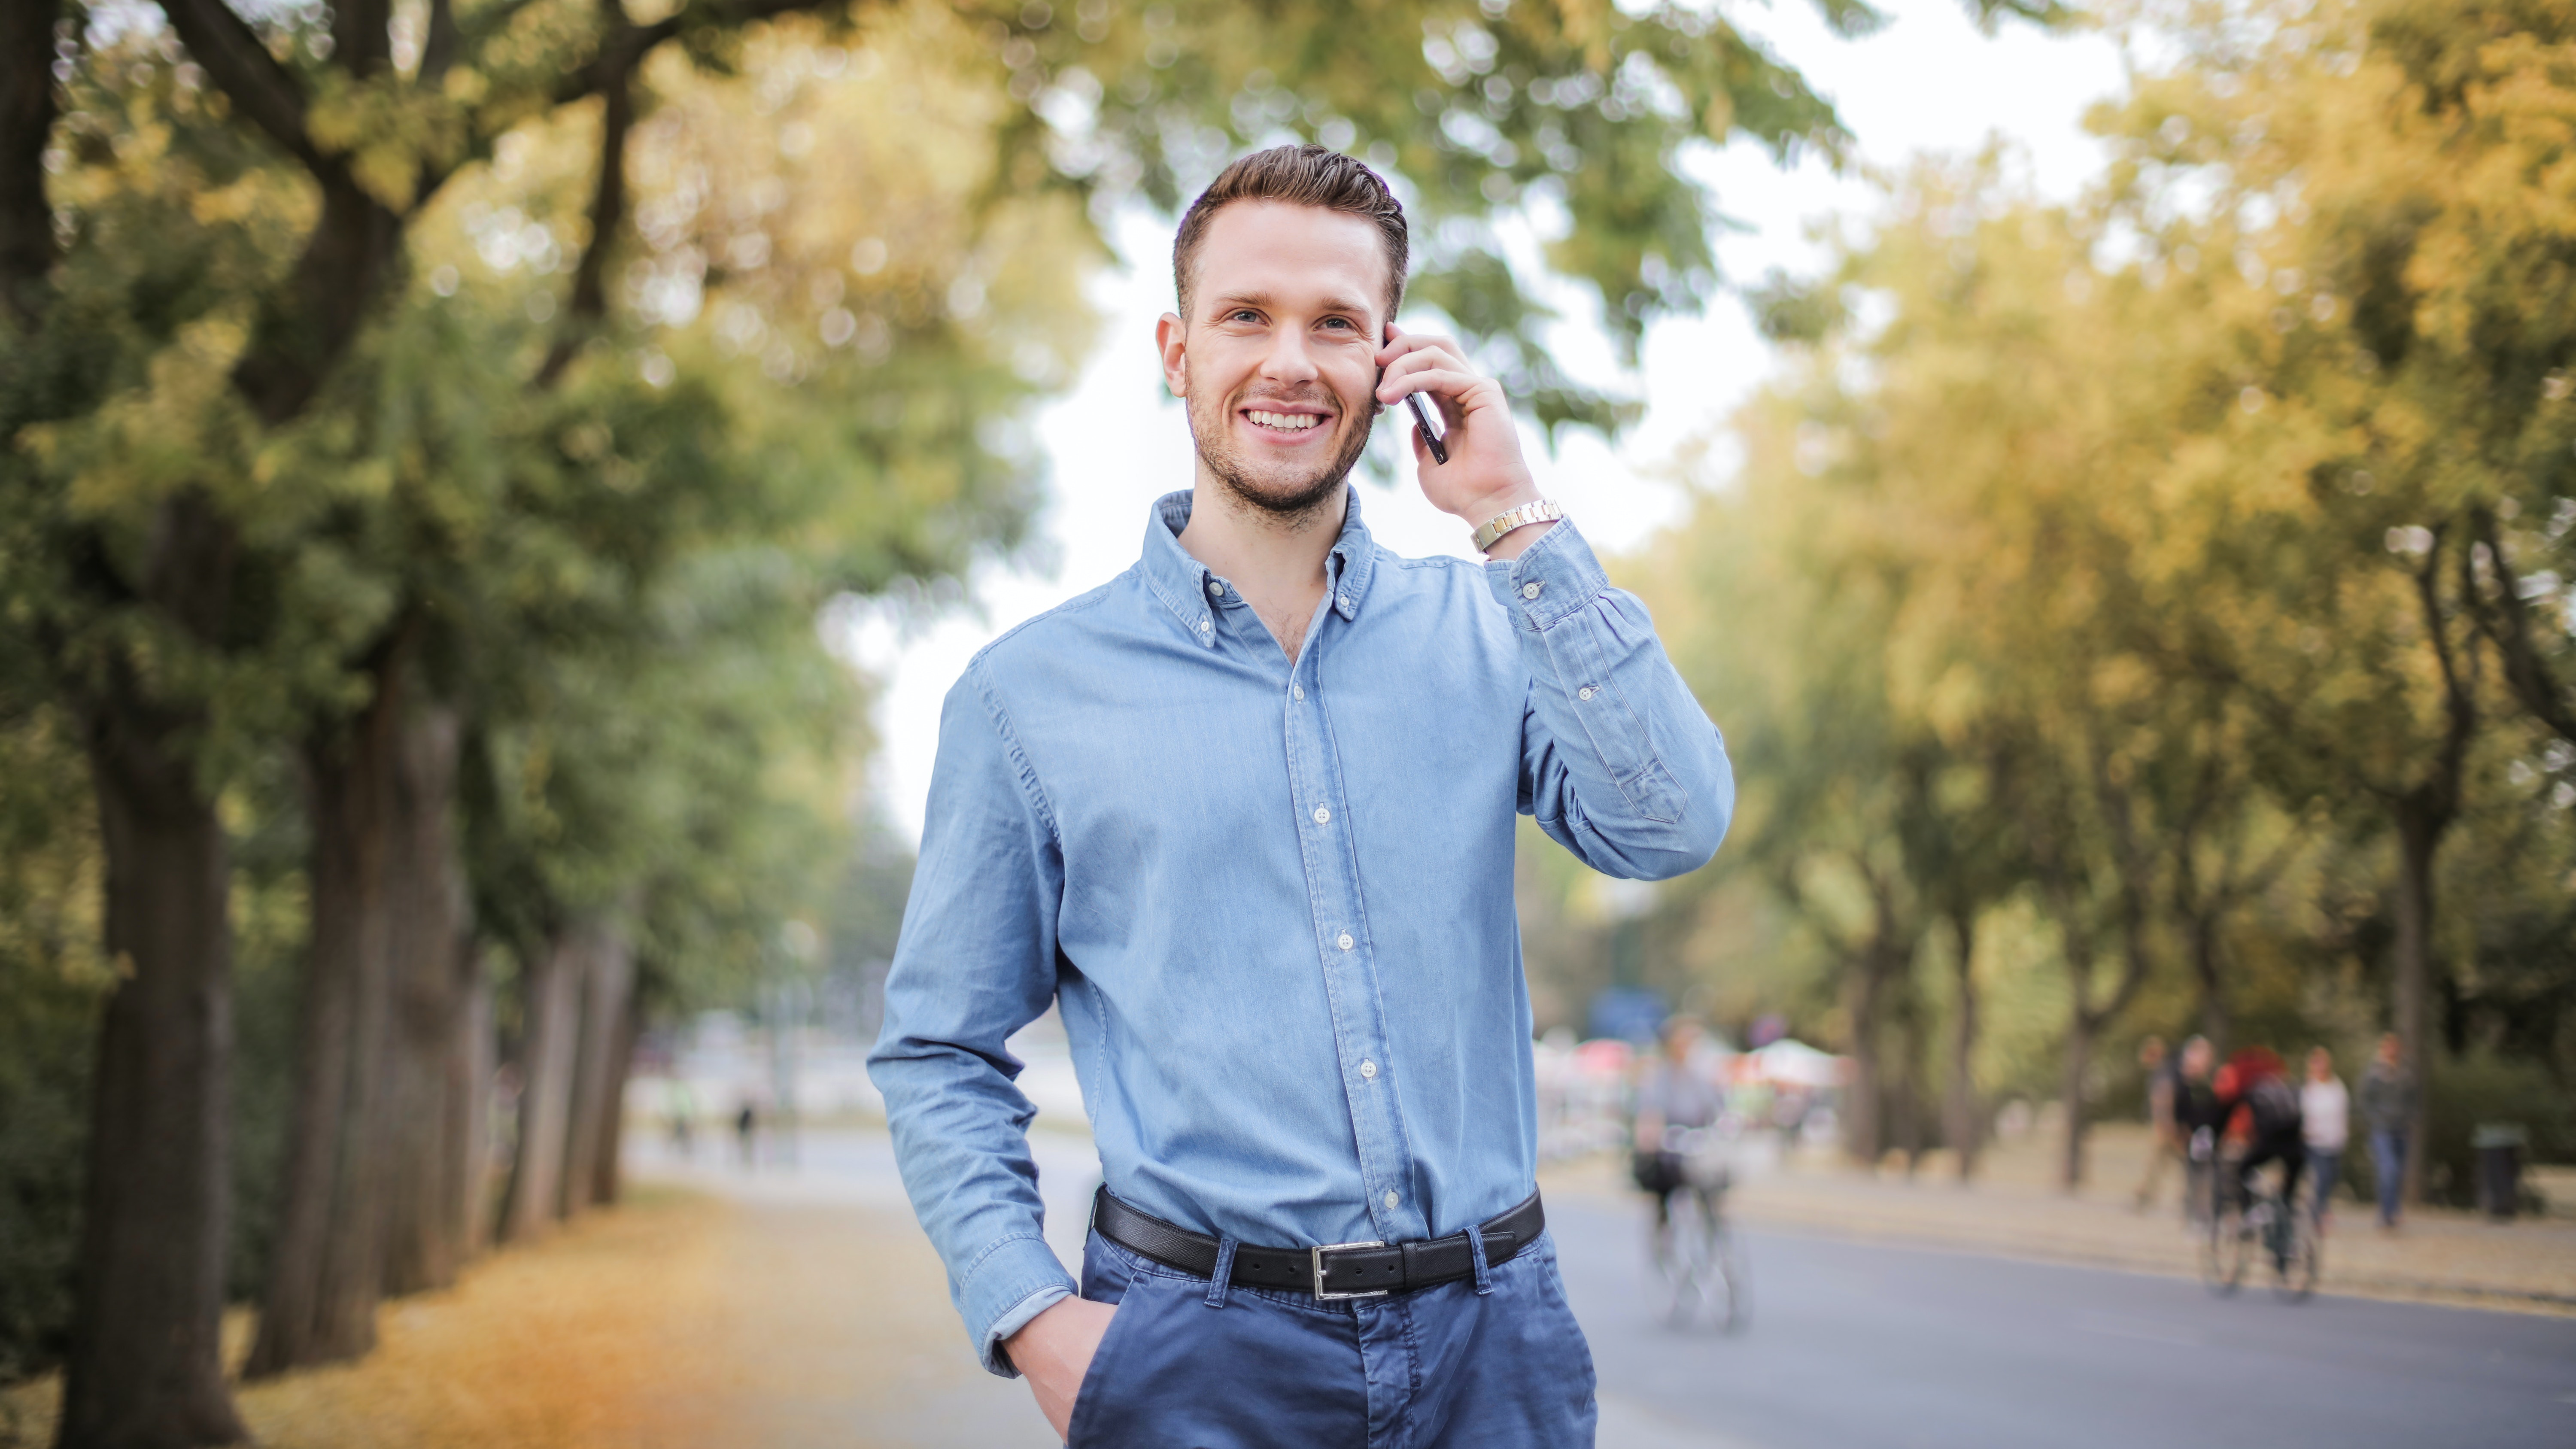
top-left (1210, 289), bottom-right (1379, 322)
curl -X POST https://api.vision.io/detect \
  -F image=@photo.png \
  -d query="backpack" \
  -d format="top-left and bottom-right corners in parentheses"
top-left (2246, 1074), bottom-right (2302, 1135)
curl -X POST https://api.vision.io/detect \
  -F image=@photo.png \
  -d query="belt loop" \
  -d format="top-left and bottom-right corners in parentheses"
top-left (1466, 1224), bottom-right (1495, 1297)
top-left (1204, 1235), bottom-right (1239, 1308)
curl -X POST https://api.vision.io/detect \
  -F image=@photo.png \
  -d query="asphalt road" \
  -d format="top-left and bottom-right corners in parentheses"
top-left (1548, 1194), bottom-right (2576, 1449)
top-left (638, 1131), bottom-right (2576, 1448)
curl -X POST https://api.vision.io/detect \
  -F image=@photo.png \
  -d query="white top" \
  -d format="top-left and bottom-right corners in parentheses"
top-left (2303, 1077), bottom-right (2350, 1151)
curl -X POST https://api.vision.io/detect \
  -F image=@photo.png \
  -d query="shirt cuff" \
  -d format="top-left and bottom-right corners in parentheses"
top-left (962, 1234), bottom-right (1080, 1378)
top-left (1482, 516), bottom-right (1609, 629)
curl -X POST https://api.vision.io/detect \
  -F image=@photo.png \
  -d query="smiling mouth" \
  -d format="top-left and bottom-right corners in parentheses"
top-left (1243, 408), bottom-right (1328, 434)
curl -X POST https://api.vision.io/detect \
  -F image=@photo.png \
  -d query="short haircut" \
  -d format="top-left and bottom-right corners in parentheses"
top-left (1172, 145), bottom-right (1409, 325)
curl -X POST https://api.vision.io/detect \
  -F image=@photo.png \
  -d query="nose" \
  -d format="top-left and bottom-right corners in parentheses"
top-left (1258, 324), bottom-right (1321, 387)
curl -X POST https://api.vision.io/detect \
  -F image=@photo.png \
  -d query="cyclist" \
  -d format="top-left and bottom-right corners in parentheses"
top-left (2211, 1045), bottom-right (2306, 1220)
top-left (1631, 1016), bottom-right (1726, 1233)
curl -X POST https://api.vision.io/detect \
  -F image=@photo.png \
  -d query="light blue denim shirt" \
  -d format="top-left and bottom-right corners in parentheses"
top-left (869, 487), bottom-right (1732, 1374)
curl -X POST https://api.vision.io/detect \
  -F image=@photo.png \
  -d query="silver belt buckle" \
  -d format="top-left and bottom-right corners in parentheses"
top-left (1311, 1240), bottom-right (1390, 1300)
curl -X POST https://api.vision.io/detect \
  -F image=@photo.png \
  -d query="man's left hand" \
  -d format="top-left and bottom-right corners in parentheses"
top-left (1376, 324), bottom-right (1548, 555)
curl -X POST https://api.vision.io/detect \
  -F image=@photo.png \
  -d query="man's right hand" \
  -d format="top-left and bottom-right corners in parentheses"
top-left (1006, 1294), bottom-right (1118, 1442)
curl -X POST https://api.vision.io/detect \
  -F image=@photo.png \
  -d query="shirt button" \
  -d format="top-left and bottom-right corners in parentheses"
top-left (1208, 580), bottom-right (1224, 597)
top-left (1293, 683), bottom-right (1304, 701)
top-left (1312, 805), bottom-right (1331, 825)
top-left (1199, 618), bottom-right (1212, 632)
top-left (1360, 1059), bottom-right (1377, 1078)
top-left (1338, 593), bottom-right (1352, 611)
top-left (1578, 686), bottom-right (1595, 701)
top-left (1337, 932), bottom-right (1354, 951)
top-left (1383, 1190), bottom-right (1399, 1209)
top-left (1521, 581), bottom-right (1543, 599)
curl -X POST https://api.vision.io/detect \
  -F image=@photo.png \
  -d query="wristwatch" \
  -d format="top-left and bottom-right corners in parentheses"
top-left (1470, 498), bottom-right (1564, 554)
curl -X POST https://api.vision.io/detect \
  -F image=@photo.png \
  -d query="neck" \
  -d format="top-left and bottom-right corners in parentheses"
top-left (1175, 470), bottom-right (1346, 660)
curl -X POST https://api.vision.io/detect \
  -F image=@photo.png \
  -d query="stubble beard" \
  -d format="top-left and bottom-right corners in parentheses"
top-left (1185, 360), bottom-right (1375, 522)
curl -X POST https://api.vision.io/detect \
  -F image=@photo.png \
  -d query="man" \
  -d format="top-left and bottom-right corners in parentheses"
top-left (2359, 1032), bottom-right (2417, 1230)
top-left (868, 146), bottom-right (1731, 1448)
top-left (1632, 1016), bottom-right (1727, 1232)
top-left (2300, 1046), bottom-right (2349, 1228)
top-left (2171, 1036), bottom-right (2219, 1224)
top-left (2130, 1036), bottom-right (2181, 1213)
top-left (2211, 1045), bottom-right (2305, 1218)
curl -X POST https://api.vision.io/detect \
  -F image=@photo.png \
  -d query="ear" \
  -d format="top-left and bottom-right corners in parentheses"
top-left (1155, 311), bottom-right (1188, 398)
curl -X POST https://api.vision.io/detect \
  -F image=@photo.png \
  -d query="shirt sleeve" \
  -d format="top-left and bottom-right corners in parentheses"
top-left (866, 661), bottom-right (1078, 1377)
top-left (1486, 519), bottom-right (1734, 880)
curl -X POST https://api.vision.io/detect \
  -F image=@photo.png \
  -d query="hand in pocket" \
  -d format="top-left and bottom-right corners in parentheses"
top-left (1006, 1295), bottom-right (1119, 1441)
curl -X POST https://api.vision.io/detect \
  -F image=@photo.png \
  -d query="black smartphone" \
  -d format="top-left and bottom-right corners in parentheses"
top-left (1384, 326), bottom-right (1450, 465)
top-left (1405, 392), bottom-right (1450, 465)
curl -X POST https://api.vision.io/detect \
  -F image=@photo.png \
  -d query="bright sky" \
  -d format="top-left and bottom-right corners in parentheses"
top-left (840, 0), bottom-right (2129, 844)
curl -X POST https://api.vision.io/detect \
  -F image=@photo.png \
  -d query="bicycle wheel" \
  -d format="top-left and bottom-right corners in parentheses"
top-left (2275, 1203), bottom-right (2321, 1303)
top-left (1706, 1216), bottom-right (1748, 1334)
top-left (2200, 1197), bottom-right (2250, 1295)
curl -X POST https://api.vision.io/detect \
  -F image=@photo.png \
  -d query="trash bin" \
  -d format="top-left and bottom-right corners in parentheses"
top-left (2473, 1124), bottom-right (2527, 1221)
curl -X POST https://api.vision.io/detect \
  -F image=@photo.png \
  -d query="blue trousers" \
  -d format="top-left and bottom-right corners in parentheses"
top-left (2372, 1130), bottom-right (2406, 1225)
top-left (1065, 1226), bottom-right (1599, 1448)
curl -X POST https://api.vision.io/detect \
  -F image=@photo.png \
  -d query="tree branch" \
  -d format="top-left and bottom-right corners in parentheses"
top-left (335, 0), bottom-right (393, 77)
top-left (538, 12), bottom-right (636, 387)
top-left (2465, 504), bottom-right (2576, 747)
top-left (0, 0), bottom-right (61, 324)
top-left (155, 0), bottom-right (323, 173)
top-left (419, 0), bottom-right (461, 84)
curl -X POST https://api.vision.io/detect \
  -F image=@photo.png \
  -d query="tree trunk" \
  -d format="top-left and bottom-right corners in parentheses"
top-left (1944, 912), bottom-right (1981, 1182)
top-left (592, 985), bottom-right (643, 1209)
top-left (378, 702), bottom-right (472, 1295)
top-left (458, 961), bottom-right (496, 1256)
top-left (58, 688), bottom-right (247, 1449)
top-left (2189, 915), bottom-right (2229, 1053)
top-left (2391, 796), bottom-right (2441, 1208)
top-left (1841, 936), bottom-right (1893, 1166)
top-left (500, 927), bottom-right (588, 1242)
top-left (246, 713), bottom-right (401, 1377)
top-left (2060, 1003), bottom-right (2093, 1194)
top-left (562, 916), bottom-right (637, 1218)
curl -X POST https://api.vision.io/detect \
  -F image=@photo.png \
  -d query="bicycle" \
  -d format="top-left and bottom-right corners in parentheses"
top-left (1644, 1126), bottom-right (1747, 1332)
top-left (2198, 1146), bottom-right (2320, 1302)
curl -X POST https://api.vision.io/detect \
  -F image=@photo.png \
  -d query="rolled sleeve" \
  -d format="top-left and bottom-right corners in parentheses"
top-left (867, 661), bottom-right (1080, 1376)
top-left (1487, 519), bottom-right (1734, 879)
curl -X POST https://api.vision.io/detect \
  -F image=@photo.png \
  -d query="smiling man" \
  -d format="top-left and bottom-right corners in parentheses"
top-left (868, 146), bottom-right (1734, 1448)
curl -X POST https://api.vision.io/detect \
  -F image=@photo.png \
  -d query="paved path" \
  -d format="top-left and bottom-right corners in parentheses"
top-left (632, 1129), bottom-right (2576, 1448)
top-left (1549, 1194), bottom-right (2576, 1449)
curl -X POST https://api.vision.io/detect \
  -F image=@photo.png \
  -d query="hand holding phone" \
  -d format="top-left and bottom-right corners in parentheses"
top-left (1403, 391), bottom-right (1449, 465)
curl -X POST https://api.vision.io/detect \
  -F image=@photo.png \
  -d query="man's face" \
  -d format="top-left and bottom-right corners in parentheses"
top-left (1159, 201), bottom-right (1388, 516)
top-left (2378, 1034), bottom-right (2401, 1067)
top-left (2181, 1040), bottom-right (2212, 1079)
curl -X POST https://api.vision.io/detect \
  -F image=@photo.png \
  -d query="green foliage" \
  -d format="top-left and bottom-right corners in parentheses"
top-left (0, 711), bottom-right (107, 1385)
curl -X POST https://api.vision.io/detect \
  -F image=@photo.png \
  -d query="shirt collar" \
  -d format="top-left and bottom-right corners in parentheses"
top-left (1139, 486), bottom-right (1382, 642)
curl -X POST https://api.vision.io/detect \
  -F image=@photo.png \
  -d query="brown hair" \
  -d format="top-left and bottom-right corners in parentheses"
top-left (1171, 145), bottom-right (1410, 325)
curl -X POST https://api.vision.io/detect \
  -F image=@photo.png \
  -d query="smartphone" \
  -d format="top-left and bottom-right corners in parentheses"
top-left (1384, 325), bottom-right (1450, 465)
top-left (1405, 392), bottom-right (1450, 465)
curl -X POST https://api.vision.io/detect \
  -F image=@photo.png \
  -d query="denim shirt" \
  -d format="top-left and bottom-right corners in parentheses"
top-left (869, 488), bottom-right (1732, 1374)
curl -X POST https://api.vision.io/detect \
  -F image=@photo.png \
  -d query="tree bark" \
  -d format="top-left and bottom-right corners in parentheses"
top-left (458, 960), bottom-right (496, 1256)
top-left (2391, 796), bottom-right (2441, 1207)
top-left (2060, 1001), bottom-right (2094, 1194)
top-left (377, 701), bottom-right (472, 1295)
top-left (561, 914), bottom-right (636, 1218)
top-left (1944, 911), bottom-right (1981, 1182)
top-left (0, 0), bottom-right (61, 323)
top-left (58, 682), bottom-right (247, 1448)
top-left (245, 706), bottom-right (403, 1377)
top-left (500, 926), bottom-right (588, 1242)
top-left (590, 981), bottom-right (644, 1209)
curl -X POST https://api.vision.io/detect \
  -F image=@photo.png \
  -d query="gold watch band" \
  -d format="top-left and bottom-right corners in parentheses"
top-left (1471, 499), bottom-right (1564, 553)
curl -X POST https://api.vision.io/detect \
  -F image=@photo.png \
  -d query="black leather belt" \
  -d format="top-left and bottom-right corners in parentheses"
top-left (1091, 1185), bottom-right (1544, 1300)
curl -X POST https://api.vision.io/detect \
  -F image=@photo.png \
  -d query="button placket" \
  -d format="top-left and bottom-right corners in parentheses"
top-left (1279, 614), bottom-right (1419, 1245)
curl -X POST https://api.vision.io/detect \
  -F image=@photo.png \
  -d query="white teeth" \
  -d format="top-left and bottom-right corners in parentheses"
top-left (1248, 410), bottom-right (1320, 431)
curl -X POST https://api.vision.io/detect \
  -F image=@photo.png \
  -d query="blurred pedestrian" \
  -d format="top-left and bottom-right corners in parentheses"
top-left (2301, 1047), bottom-right (2348, 1227)
top-left (2360, 1033), bottom-right (2417, 1230)
top-left (2132, 1036), bottom-right (2182, 1213)
top-left (2212, 1045), bottom-right (2305, 1216)
top-left (2173, 1036), bottom-right (2221, 1224)
top-left (1633, 1016), bottom-right (1725, 1233)
top-left (734, 1100), bottom-right (758, 1169)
